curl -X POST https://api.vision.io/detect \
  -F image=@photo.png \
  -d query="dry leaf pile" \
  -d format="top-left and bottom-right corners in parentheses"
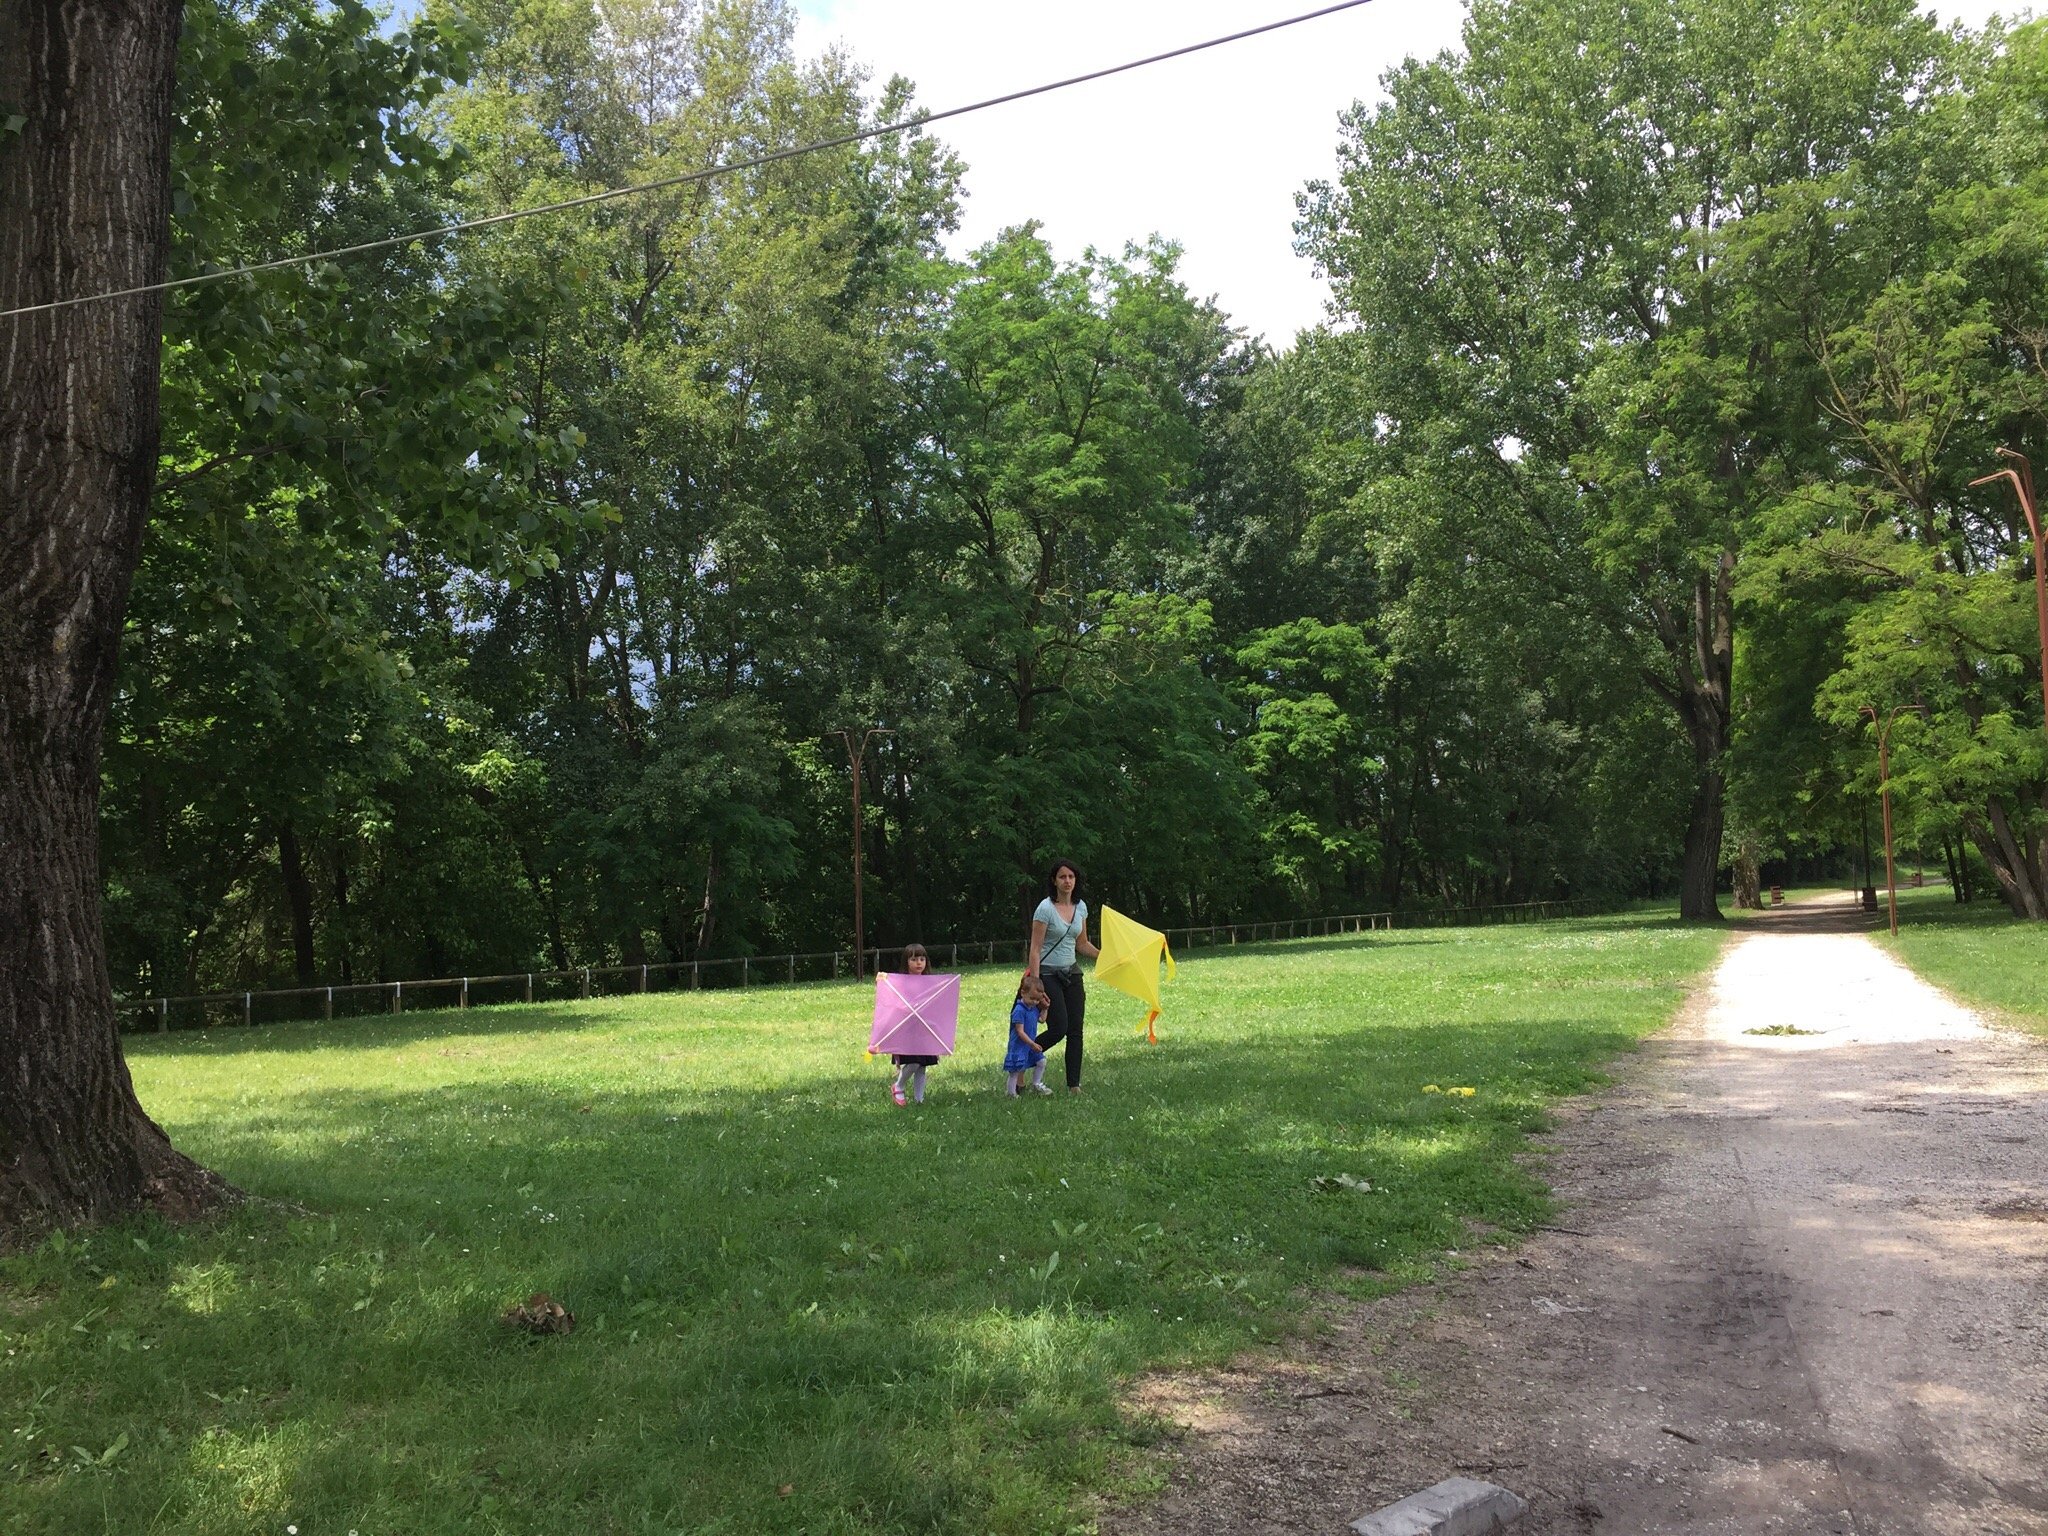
top-left (501, 1292), bottom-right (576, 1335)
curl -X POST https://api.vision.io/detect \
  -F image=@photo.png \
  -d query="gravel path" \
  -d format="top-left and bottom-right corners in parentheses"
top-left (1111, 897), bottom-right (2048, 1535)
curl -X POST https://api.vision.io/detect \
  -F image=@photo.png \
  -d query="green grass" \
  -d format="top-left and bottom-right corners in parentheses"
top-left (1881, 883), bottom-right (2048, 1036)
top-left (2, 914), bottom-right (1723, 1536)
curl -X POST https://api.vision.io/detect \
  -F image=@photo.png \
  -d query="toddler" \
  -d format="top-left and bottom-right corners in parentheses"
top-left (1003, 974), bottom-right (1054, 1097)
top-left (889, 943), bottom-right (938, 1105)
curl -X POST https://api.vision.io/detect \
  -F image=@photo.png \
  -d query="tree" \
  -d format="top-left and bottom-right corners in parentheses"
top-left (103, 0), bottom-right (588, 998)
top-left (2, 0), bottom-right (584, 1233)
top-left (910, 228), bottom-right (1246, 913)
top-left (1300, 0), bottom-right (1952, 919)
top-left (0, 0), bottom-right (230, 1231)
top-left (1733, 18), bottom-right (2047, 917)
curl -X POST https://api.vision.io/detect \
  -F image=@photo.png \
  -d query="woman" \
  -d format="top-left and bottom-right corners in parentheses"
top-left (1026, 858), bottom-right (1099, 1092)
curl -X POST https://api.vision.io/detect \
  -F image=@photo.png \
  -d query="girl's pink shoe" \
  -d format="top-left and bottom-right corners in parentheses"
top-left (890, 1084), bottom-right (907, 1106)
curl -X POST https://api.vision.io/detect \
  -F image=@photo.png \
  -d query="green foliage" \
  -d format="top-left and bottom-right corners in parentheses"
top-left (1298, 0), bottom-right (1965, 917)
top-left (103, 0), bottom-right (2048, 1003)
top-left (2, 916), bottom-right (1722, 1533)
top-left (1883, 883), bottom-right (2048, 1035)
top-left (1730, 17), bottom-right (2048, 915)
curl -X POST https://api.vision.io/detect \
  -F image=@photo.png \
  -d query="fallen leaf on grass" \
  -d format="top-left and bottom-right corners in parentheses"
top-left (1310, 1174), bottom-right (1373, 1194)
top-left (501, 1292), bottom-right (576, 1335)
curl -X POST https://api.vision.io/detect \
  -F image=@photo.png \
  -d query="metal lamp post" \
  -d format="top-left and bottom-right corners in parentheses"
top-left (1859, 704), bottom-right (1924, 938)
top-left (1970, 448), bottom-right (2048, 755)
top-left (830, 727), bottom-right (894, 977)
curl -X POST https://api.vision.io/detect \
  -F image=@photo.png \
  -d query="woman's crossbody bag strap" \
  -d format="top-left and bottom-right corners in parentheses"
top-left (1038, 905), bottom-right (1079, 966)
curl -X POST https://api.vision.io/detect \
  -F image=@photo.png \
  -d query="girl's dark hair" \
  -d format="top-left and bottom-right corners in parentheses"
top-left (902, 942), bottom-right (929, 963)
top-left (1044, 858), bottom-right (1082, 900)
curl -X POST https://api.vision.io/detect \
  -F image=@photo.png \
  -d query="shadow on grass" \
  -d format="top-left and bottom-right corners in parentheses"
top-left (128, 911), bottom-right (1697, 1061)
top-left (13, 1004), bottom-right (1652, 1536)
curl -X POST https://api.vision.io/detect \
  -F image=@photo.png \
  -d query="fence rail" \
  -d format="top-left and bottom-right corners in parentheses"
top-left (116, 897), bottom-right (1610, 1035)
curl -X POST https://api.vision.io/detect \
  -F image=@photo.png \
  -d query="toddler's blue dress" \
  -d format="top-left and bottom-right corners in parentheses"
top-left (1001, 1000), bottom-right (1044, 1072)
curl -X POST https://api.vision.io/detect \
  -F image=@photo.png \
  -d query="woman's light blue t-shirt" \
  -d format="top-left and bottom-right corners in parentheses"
top-left (1034, 897), bottom-right (1087, 969)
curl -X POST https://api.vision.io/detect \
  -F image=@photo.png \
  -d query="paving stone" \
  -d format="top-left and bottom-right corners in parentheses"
top-left (1348, 1476), bottom-right (1527, 1536)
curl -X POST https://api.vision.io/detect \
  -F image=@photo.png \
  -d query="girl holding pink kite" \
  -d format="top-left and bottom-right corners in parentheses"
top-left (887, 943), bottom-right (938, 1105)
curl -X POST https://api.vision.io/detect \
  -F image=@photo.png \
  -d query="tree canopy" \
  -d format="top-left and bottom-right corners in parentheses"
top-left (93, 0), bottom-right (2048, 1009)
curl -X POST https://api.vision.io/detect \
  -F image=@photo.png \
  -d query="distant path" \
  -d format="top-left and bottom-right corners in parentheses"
top-left (1114, 894), bottom-right (2048, 1535)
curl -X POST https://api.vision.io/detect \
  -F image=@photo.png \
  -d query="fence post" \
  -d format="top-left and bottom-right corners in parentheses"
top-left (156, 996), bottom-right (167, 1033)
top-left (324, 987), bottom-right (333, 1021)
top-left (692, 960), bottom-right (700, 990)
top-left (393, 982), bottom-right (402, 1015)
top-left (641, 964), bottom-right (649, 994)
top-left (742, 957), bottom-right (749, 989)
top-left (525, 973), bottom-right (533, 1004)
top-left (581, 967), bottom-right (590, 1000)
top-left (787, 954), bottom-right (795, 985)
top-left (986, 939), bottom-right (994, 963)
top-left (242, 992), bottom-right (251, 1026)
top-left (460, 977), bottom-right (469, 1010)
top-left (833, 951), bottom-right (840, 979)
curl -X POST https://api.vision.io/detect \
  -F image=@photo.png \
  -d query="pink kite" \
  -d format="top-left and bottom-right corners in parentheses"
top-left (867, 971), bottom-right (960, 1059)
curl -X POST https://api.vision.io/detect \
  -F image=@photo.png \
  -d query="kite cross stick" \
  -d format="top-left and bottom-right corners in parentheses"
top-left (1095, 906), bottom-right (1176, 1043)
top-left (866, 971), bottom-right (960, 1060)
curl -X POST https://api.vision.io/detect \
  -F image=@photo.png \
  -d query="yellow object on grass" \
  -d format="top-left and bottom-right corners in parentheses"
top-left (1095, 905), bottom-right (1176, 1043)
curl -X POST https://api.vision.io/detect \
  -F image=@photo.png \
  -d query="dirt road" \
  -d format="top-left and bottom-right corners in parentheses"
top-left (1112, 897), bottom-right (2048, 1534)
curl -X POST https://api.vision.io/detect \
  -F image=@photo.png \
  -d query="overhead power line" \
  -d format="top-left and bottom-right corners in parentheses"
top-left (1, 0), bottom-right (1379, 322)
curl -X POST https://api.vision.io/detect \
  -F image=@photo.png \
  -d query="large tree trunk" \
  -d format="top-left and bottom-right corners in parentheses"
top-left (277, 822), bottom-right (317, 986)
top-left (1650, 553), bottom-right (1735, 923)
top-left (1677, 766), bottom-right (1728, 923)
top-left (0, 0), bottom-right (230, 1236)
top-left (1967, 798), bottom-right (2048, 920)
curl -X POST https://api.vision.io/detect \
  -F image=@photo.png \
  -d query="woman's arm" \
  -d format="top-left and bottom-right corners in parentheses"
top-left (1077, 929), bottom-right (1100, 960)
top-left (1027, 919), bottom-right (1047, 978)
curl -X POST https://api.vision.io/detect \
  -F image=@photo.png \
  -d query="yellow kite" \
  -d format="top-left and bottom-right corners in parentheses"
top-left (1095, 906), bottom-right (1176, 1043)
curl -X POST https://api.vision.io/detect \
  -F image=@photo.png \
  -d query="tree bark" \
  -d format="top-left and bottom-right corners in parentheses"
top-left (333, 847), bottom-right (353, 984)
top-left (1677, 767), bottom-right (1728, 923)
top-left (1731, 835), bottom-right (1761, 910)
top-left (1652, 553), bottom-right (1735, 923)
top-left (1971, 799), bottom-right (2047, 920)
top-left (0, 0), bottom-right (231, 1236)
top-left (277, 822), bottom-right (317, 987)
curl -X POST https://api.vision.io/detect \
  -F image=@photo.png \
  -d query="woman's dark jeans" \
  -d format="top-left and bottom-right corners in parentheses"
top-left (1036, 967), bottom-right (1086, 1088)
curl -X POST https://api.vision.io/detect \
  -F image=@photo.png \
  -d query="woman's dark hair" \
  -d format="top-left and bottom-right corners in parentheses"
top-left (1044, 858), bottom-right (1082, 900)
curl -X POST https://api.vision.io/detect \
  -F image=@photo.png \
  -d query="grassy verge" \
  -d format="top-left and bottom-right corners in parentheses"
top-left (1881, 884), bottom-right (2048, 1037)
top-left (2, 913), bottom-right (1721, 1536)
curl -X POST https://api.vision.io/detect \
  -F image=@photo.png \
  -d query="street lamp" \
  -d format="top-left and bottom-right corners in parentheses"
top-left (1969, 448), bottom-right (2048, 754)
top-left (1859, 704), bottom-right (1924, 937)
top-left (829, 727), bottom-right (894, 977)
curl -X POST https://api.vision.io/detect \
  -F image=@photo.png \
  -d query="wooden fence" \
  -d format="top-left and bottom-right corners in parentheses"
top-left (116, 896), bottom-right (1610, 1034)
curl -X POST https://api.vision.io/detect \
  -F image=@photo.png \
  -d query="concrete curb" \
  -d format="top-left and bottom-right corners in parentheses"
top-left (1349, 1476), bottom-right (1527, 1536)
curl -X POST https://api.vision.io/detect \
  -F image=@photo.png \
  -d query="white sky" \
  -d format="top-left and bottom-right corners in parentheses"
top-left (792, 0), bottom-right (2023, 347)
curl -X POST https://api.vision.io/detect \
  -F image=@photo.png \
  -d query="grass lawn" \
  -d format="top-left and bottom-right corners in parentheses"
top-left (2, 913), bottom-right (1722, 1536)
top-left (1881, 883), bottom-right (2048, 1036)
